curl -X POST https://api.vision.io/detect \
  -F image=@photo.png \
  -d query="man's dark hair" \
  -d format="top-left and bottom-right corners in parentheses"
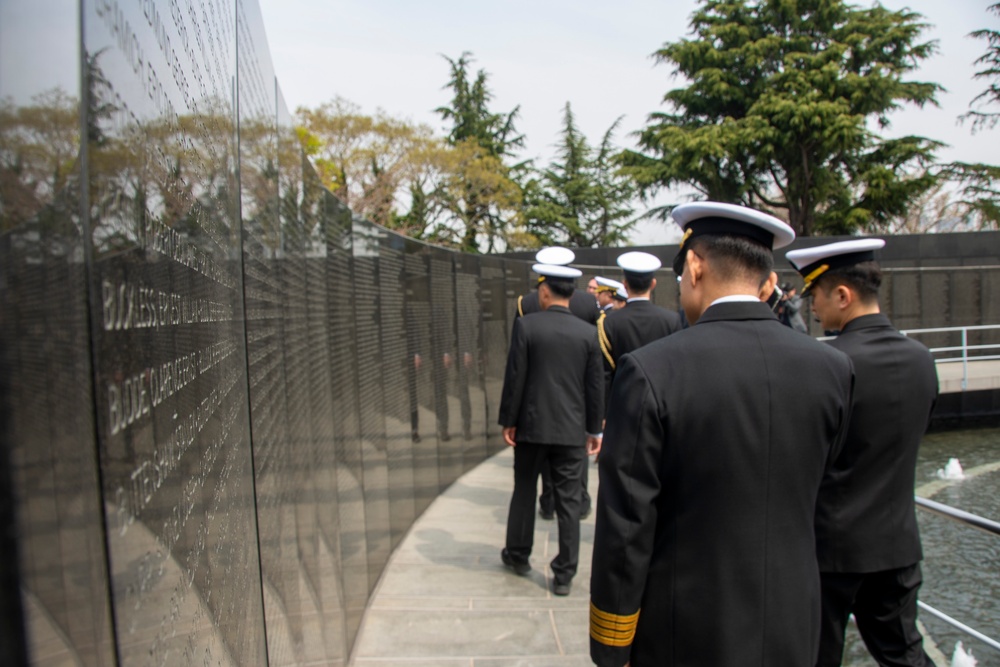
top-left (814, 261), bottom-right (881, 303)
top-left (623, 273), bottom-right (655, 294)
top-left (690, 233), bottom-right (773, 287)
top-left (544, 279), bottom-right (576, 299)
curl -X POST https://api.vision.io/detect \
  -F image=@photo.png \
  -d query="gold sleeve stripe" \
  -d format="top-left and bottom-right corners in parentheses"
top-left (597, 315), bottom-right (615, 369)
top-left (590, 627), bottom-right (636, 647)
top-left (517, 295), bottom-right (524, 318)
top-left (589, 603), bottom-right (639, 646)
top-left (590, 603), bottom-right (640, 624)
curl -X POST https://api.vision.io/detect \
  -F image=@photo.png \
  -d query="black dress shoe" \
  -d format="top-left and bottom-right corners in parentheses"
top-left (501, 548), bottom-right (531, 576)
top-left (581, 506), bottom-right (592, 520)
top-left (553, 580), bottom-right (572, 596)
top-left (539, 508), bottom-right (554, 520)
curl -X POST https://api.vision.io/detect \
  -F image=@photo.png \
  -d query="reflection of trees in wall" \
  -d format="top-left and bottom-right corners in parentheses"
top-left (0, 88), bottom-right (80, 242)
top-left (81, 52), bottom-right (239, 259)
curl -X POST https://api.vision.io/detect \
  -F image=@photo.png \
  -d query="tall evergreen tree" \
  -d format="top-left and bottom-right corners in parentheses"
top-left (945, 1), bottom-right (1000, 230)
top-left (434, 53), bottom-right (524, 252)
top-left (524, 104), bottom-right (635, 247)
top-left (436, 52), bottom-right (524, 160)
top-left (961, 2), bottom-right (1000, 133)
top-left (621, 0), bottom-right (944, 236)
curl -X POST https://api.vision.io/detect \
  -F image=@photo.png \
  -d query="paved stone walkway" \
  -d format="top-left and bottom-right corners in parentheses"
top-left (350, 446), bottom-right (596, 666)
top-left (348, 446), bottom-right (957, 667)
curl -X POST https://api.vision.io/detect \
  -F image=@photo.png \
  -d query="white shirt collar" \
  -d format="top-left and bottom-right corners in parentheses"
top-left (626, 296), bottom-right (651, 303)
top-left (709, 294), bottom-right (759, 307)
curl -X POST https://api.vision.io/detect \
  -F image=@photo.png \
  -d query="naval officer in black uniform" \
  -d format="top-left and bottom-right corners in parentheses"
top-left (786, 240), bottom-right (938, 667)
top-left (597, 251), bottom-right (682, 408)
top-left (515, 247), bottom-right (599, 324)
top-left (595, 276), bottom-right (623, 316)
top-left (499, 263), bottom-right (603, 596)
top-left (515, 246), bottom-right (599, 519)
top-left (590, 202), bottom-right (855, 667)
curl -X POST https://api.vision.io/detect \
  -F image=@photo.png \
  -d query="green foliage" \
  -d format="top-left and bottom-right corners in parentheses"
top-left (436, 52), bottom-right (524, 159)
top-left (523, 104), bottom-right (636, 247)
top-left (621, 0), bottom-right (945, 236)
top-left (940, 162), bottom-right (1000, 229)
top-left (961, 2), bottom-right (1000, 133)
top-left (432, 53), bottom-right (525, 253)
top-left (295, 97), bottom-right (438, 229)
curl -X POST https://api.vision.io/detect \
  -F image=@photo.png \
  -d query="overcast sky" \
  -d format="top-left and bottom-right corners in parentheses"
top-left (257, 0), bottom-right (997, 243)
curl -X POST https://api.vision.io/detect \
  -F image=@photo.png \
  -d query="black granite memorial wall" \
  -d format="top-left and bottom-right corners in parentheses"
top-left (3, 1), bottom-right (998, 665)
top-left (0, 0), bottom-right (525, 664)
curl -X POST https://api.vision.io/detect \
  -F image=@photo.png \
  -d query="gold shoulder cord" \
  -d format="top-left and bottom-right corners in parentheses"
top-left (517, 294), bottom-right (524, 318)
top-left (597, 313), bottom-right (615, 369)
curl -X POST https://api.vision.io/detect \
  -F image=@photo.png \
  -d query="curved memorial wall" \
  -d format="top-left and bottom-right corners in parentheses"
top-left (0, 0), bottom-right (544, 664)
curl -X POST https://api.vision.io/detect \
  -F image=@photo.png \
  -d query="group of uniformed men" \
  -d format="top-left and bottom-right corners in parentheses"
top-left (496, 201), bottom-right (939, 667)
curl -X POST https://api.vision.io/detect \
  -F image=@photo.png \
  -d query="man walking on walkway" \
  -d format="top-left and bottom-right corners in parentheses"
top-left (499, 263), bottom-right (603, 596)
top-left (787, 239), bottom-right (938, 667)
top-left (597, 251), bottom-right (681, 406)
top-left (590, 202), bottom-right (854, 667)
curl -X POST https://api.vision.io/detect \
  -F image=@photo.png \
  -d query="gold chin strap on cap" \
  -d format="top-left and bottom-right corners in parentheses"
top-left (802, 263), bottom-right (830, 291)
top-left (679, 227), bottom-right (693, 249)
top-left (590, 603), bottom-right (640, 647)
top-left (597, 314), bottom-right (614, 369)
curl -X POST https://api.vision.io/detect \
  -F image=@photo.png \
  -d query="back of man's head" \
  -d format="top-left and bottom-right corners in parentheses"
top-left (544, 279), bottom-right (576, 300)
top-left (814, 261), bottom-right (882, 304)
top-left (623, 272), bottom-right (655, 294)
top-left (691, 234), bottom-right (774, 289)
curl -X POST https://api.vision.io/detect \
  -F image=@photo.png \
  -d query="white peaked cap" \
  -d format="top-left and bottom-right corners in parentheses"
top-left (785, 238), bottom-right (886, 291)
top-left (533, 263), bottom-right (583, 279)
top-left (595, 276), bottom-right (625, 292)
top-left (785, 238), bottom-right (887, 271)
top-left (535, 246), bottom-right (576, 266)
top-left (670, 201), bottom-right (796, 274)
top-left (617, 251), bottom-right (662, 274)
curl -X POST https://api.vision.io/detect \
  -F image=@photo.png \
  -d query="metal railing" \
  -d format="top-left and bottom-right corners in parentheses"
top-left (915, 496), bottom-right (1000, 654)
top-left (901, 324), bottom-right (1000, 391)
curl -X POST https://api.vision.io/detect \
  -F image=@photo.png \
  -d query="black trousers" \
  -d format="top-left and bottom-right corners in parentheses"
top-left (817, 563), bottom-right (932, 667)
top-left (505, 442), bottom-right (586, 584)
top-left (538, 456), bottom-right (591, 515)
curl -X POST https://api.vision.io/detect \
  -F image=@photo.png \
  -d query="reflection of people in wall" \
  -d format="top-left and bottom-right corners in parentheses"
top-left (409, 351), bottom-right (422, 442)
top-left (458, 350), bottom-right (475, 440)
top-left (433, 347), bottom-right (451, 441)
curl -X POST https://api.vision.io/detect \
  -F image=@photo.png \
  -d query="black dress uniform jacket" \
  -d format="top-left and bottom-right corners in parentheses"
top-left (590, 301), bottom-right (854, 667)
top-left (816, 313), bottom-right (938, 572)
top-left (516, 288), bottom-right (599, 325)
top-left (498, 305), bottom-right (603, 444)
top-left (598, 300), bottom-right (682, 403)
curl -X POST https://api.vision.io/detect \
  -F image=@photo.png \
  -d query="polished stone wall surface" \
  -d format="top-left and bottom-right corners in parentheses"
top-left (0, 0), bottom-right (527, 664)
